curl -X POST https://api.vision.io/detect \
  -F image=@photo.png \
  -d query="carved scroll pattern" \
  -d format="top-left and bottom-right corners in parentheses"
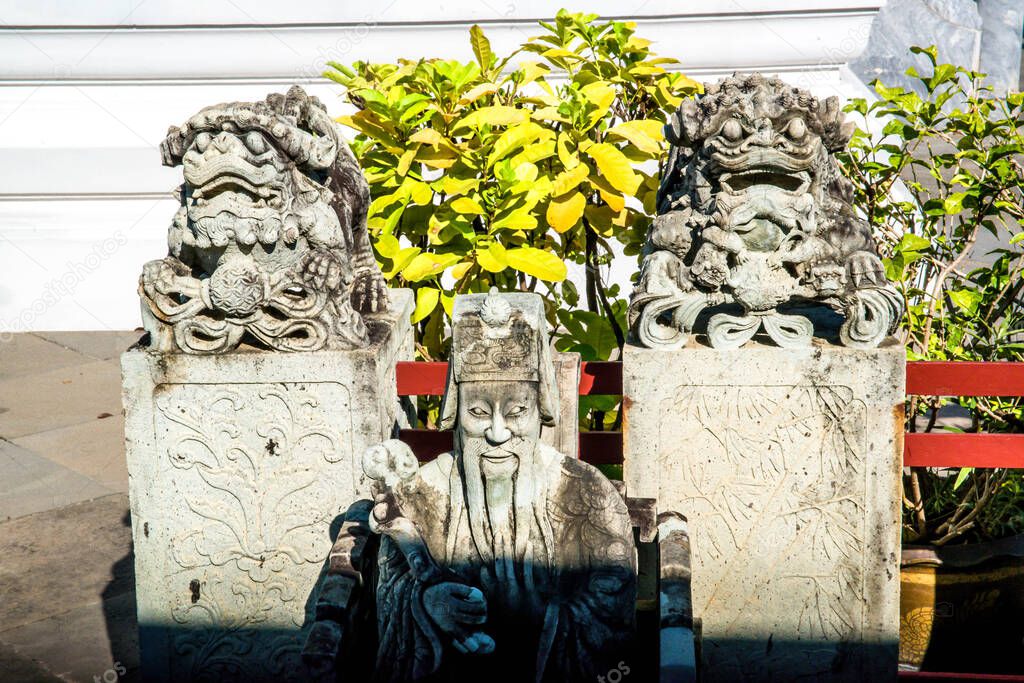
top-left (153, 382), bottom-right (352, 681)
top-left (660, 384), bottom-right (867, 680)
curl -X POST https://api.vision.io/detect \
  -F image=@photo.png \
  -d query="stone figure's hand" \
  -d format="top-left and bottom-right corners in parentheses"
top-left (351, 267), bottom-right (388, 313)
top-left (299, 249), bottom-right (346, 291)
top-left (423, 582), bottom-right (493, 654)
top-left (846, 250), bottom-right (885, 288)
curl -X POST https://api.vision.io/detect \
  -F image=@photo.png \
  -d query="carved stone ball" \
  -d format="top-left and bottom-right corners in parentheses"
top-left (208, 260), bottom-right (267, 317)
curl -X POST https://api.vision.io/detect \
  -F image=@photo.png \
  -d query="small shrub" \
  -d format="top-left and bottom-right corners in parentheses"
top-left (842, 46), bottom-right (1024, 544)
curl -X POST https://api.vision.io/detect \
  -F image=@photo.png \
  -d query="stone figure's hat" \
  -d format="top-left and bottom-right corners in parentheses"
top-left (439, 288), bottom-right (559, 430)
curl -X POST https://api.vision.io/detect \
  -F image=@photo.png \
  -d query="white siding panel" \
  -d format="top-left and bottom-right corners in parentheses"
top-left (1, 1), bottom-right (886, 27)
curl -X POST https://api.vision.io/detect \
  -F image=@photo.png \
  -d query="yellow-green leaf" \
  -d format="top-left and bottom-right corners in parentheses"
top-left (415, 146), bottom-right (459, 169)
top-left (551, 162), bottom-right (589, 196)
top-left (510, 140), bottom-right (556, 166)
top-left (454, 106), bottom-right (528, 130)
top-left (532, 106), bottom-right (569, 123)
top-left (557, 133), bottom-right (578, 169)
top-left (412, 287), bottom-right (440, 323)
top-left (487, 122), bottom-right (544, 167)
top-left (375, 233), bottom-right (400, 258)
top-left (491, 207), bottom-right (538, 231)
top-left (541, 47), bottom-right (580, 61)
top-left (384, 246), bottom-right (421, 278)
top-left (460, 82), bottom-right (498, 105)
top-left (606, 119), bottom-right (664, 154)
top-left (452, 197), bottom-right (485, 214)
top-left (586, 143), bottom-right (641, 194)
top-left (581, 81), bottom-right (615, 110)
top-left (409, 128), bottom-right (446, 146)
top-left (433, 176), bottom-right (479, 196)
top-left (402, 252), bottom-right (461, 281)
top-left (407, 180), bottom-right (433, 205)
top-left (589, 173), bottom-right (626, 212)
top-left (518, 61), bottom-right (550, 86)
top-left (505, 247), bottom-right (567, 282)
top-left (397, 146), bottom-right (418, 176)
top-left (546, 191), bottom-right (586, 233)
top-left (440, 291), bottom-right (455, 316)
top-left (450, 261), bottom-right (472, 280)
top-left (469, 24), bottom-right (492, 71)
top-left (477, 242), bottom-right (508, 273)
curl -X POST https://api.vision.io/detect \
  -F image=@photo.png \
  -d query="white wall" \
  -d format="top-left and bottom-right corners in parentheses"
top-left (0, 1), bottom-right (884, 332)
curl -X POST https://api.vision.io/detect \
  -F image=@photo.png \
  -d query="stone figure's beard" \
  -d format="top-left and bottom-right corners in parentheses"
top-left (455, 433), bottom-right (555, 580)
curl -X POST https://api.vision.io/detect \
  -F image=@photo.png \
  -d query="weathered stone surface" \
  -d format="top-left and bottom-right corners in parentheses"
top-left (851, 0), bottom-right (982, 97)
top-left (121, 289), bottom-right (412, 683)
top-left (623, 341), bottom-right (904, 682)
top-left (978, 0), bottom-right (1024, 93)
top-left (630, 74), bottom-right (901, 351)
top-left (307, 289), bottom-right (636, 682)
top-left (139, 86), bottom-right (387, 354)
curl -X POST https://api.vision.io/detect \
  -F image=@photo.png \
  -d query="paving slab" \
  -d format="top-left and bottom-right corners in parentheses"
top-left (0, 493), bottom-right (137, 682)
top-left (0, 493), bottom-right (133, 632)
top-left (0, 333), bottom-right (92, 382)
top-left (0, 439), bottom-right (112, 522)
top-left (34, 330), bottom-right (143, 362)
top-left (0, 640), bottom-right (63, 683)
top-left (13, 413), bottom-right (128, 492)
top-left (0, 593), bottom-right (139, 683)
top-left (0, 358), bottom-right (122, 440)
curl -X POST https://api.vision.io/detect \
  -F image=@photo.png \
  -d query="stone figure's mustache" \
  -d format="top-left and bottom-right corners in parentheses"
top-left (462, 435), bottom-right (531, 461)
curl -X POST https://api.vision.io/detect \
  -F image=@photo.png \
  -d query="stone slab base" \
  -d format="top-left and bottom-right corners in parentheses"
top-left (624, 341), bottom-right (904, 682)
top-left (121, 289), bottom-right (413, 683)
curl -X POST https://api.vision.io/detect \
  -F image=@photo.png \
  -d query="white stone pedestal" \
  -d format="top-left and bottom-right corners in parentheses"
top-left (121, 289), bottom-right (413, 683)
top-left (623, 341), bottom-right (904, 682)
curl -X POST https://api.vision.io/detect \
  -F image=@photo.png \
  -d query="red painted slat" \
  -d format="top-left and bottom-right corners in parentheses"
top-left (401, 361), bottom-right (1024, 398)
top-left (579, 361), bottom-right (623, 395)
top-left (396, 361), bottom-right (447, 396)
top-left (397, 360), bottom-right (624, 396)
top-left (908, 361), bottom-right (1024, 397)
top-left (904, 433), bottom-right (1024, 468)
top-left (399, 428), bottom-right (624, 465)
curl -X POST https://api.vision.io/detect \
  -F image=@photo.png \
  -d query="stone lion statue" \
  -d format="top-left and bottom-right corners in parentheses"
top-left (630, 73), bottom-right (902, 349)
top-left (139, 86), bottom-right (387, 354)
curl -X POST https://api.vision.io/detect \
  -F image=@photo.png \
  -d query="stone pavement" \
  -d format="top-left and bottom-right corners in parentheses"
top-left (0, 331), bottom-right (141, 682)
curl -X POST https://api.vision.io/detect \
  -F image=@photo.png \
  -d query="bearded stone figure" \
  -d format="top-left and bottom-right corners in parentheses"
top-left (360, 289), bottom-right (637, 682)
top-left (630, 73), bottom-right (903, 350)
top-left (139, 86), bottom-right (387, 354)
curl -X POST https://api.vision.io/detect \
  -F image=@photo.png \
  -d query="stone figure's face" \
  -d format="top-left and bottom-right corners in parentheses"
top-left (457, 380), bottom-right (541, 449)
top-left (706, 112), bottom-right (820, 252)
top-left (180, 128), bottom-right (340, 250)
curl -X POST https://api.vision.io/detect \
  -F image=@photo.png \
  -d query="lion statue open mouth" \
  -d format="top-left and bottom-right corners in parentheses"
top-left (629, 73), bottom-right (903, 349)
top-left (139, 86), bottom-right (388, 354)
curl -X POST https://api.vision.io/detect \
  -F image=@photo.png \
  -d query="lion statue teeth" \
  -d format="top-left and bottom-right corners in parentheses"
top-left (139, 86), bottom-right (388, 354)
top-left (630, 72), bottom-right (903, 350)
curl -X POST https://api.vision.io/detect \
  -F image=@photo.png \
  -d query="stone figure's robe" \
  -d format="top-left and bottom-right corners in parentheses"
top-left (372, 442), bottom-right (636, 682)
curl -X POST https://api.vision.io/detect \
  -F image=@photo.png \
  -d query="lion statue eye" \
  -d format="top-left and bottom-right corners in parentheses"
top-left (193, 132), bottom-right (212, 152)
top-left (786, 118), bottom-right (807, 140)
top-left (721, 118), bottom-right (743, 141)
top-left (244, 131), bottom-right (269, 154)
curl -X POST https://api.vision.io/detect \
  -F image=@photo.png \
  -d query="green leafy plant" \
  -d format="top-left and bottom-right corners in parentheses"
top-left (841, 46), bottom-right (1024, 545)
top-left (324, 10), bottom-right (699, 380)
